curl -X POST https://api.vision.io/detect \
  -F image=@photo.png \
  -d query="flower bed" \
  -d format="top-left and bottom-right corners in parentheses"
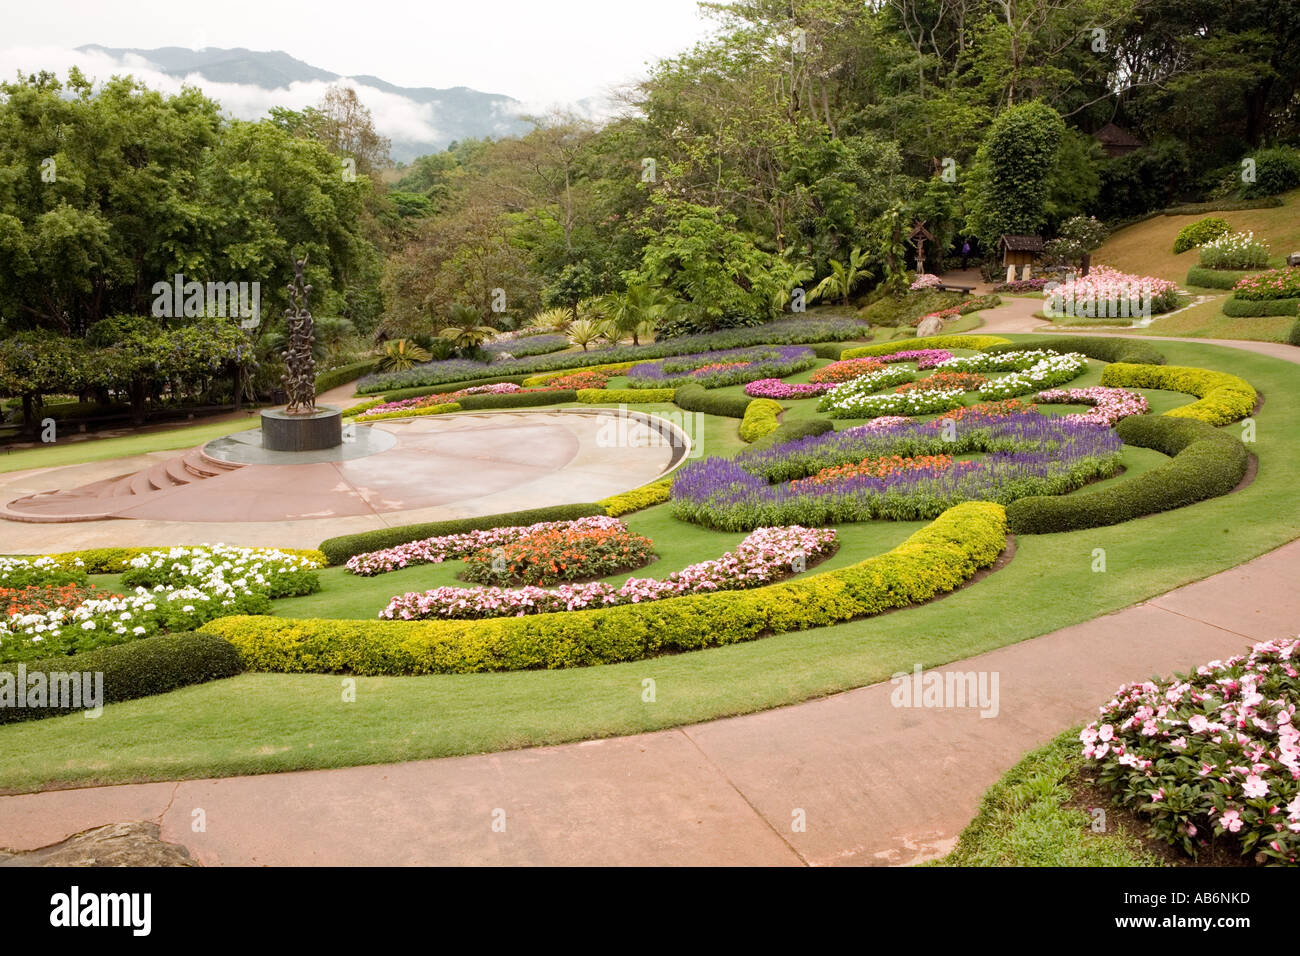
top-left (1081, 638), bottom-right (1300, 863)
top-left (878, 349), bottom-right (955, 369)
top-left (0, 557), bottom-right (86, 589)
top-left (1232, 267), bottom-right (1300, 301)
top-left (930, 399), bottom-right (1034, 424)
top-left (910, 273), bottom-right (943, 291)
top-left (626, 346), bottom-right (817, 389)
top-left (790, 454), bottom-right (976, 489)
top-left (911, 307), bottom-right (960, 327)
top-left (381, 525), bottom-right (837, 620)
top-left (545, 370), bottom-right (611, 389)
top-left (1044, 266), bottom-right (1181, 317)
top-left (345, 515), bottom-right (623, 576)
top-left (1198, 231), bottom-right (1271, 270)
top-left (895, 371), bottom-right (987, 393)
top-left (991, 278), bottom-right (1049, 293)
top-left (670, 411), bottom-right (1122, 529)
top-left (121, 545), bottom-right (321, 600)
top-left (743, 378), bottom-right (834, 399)
top-left (821, 388), bottom-right (966, 419)
top-left (809, 358), bottom-right (887, 384)
top-left (974, 352), bottom-right (1089, 399)
top-left (460, 520), bottom-right (655, 586)
top-left (1034, 386), bottom-right (1149, 427)
top-left (815, 367), bottom-right (916, 413)
top-left (1099, 363), bottom-right (1257, 425)
top-left (1, 584), bottom-right (107, 618)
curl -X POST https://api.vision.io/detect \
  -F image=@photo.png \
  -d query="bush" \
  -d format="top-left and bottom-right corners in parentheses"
top-left (0, 632), bottom-right (243, 724)
top-left (577, 388), bottom-right (677, 404)
top-left (317, 503), bottom-right (608, 565)
top-left (1172, 216), bottom-right (1230, 254)
top-left (378, 374), bottom-right (536, 402)
top-left (1099, 363), bottom-right (1257, 424)
top-left (454, 390), bottom-right (577, 410)
top-left (314, 359), bottom-right (380, 394)
top-left (858, 289), bottom-right (965, 328)
top-left (1162, 197), bottom-right (1284, 215)
top-left (744, 418), bottom-right (834, 451)
top-left (1005, 416), bottom-right (1248, 534)
top-left (840, 335), bottom-right (1012, 360)
top-left (1291, 318), bottom-right (1300, 348)
top-left (739, 398), bottom-right (782, 442)
top-left (598, 478), bottom-right (674, 516)
top-left (1197, 231), bottom-right (1271, 270)
top-left (1239, 146), bottom-right (1300, 199)
top-left (809, 343), bottom-right (852, 360)
top-left (672, 384), bottom-right (753, 418)
top-left (1222, 296), bottom-right (1300, 317)
top-left (203, 503), bottom-right (1007, 675)
top-left (1185, 266), bottom-right (1258, 290)
top-left (985, 336), bottom-right (1165, 365)
top-left (1231, 267), bottom-right (1300, 301)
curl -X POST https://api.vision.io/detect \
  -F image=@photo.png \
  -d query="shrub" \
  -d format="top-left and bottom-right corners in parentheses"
top-left (857, 289), bottom-right (965, 327)
top-left (317, 504), bottom-right (607, 565)
top-left (1185, 266), bottom-right (1259, 290)
top-left (0, 632), bottom-right (243, 724)
top-left (314, 359), bottom-right (380, 394)
top-left (739, 398), bottom-right (783, 442)
top-left (1239, 146), bottom-right (1300, 199)
top-left (1231, 267), bottom-right (1300, 301)
top-left (1222, 296), bottom-right (1300, 317)
top-left (958, 294), bottom-right (1002, 314)
top-left (672, 384), bottom-right (753, 418)
top-left (986, 335), bottom-right (1165, 365)
top-left (1291, 318), bottom-right (1300, 348)
top-left (456, 390), bottom-right (577, 410)
top-left (744, 418), bottom-right (834, 451)
top-left (598, 478), bottom-right (674, 516)
top-left (378, 374), bottom-right (536, 402)
top-left (355, 402), bottom-right (461, 422)
top-left (840, 335), bottom-right (1013, 359)
top-left (1198, 231), bottom-right (1271, 270)
top-left (202, 503), bottom-right (1007, 675)
top-left (1172, 216), bottom-right (1231, 254)
top-left (1005, 415), bottom-right (1248, 534)
top-left (577, 388), bottom-right (677, 404)
top-left (1099, 363), bottom-right (1257, 424)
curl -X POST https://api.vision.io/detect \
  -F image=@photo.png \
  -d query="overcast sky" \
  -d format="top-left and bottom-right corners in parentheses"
top-left (0, 0), bottom-right (717, 103)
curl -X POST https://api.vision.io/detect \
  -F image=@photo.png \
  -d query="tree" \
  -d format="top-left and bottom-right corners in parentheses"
top-left (964, 101), bottom-right (1066, 248)
top-left (1044, 215), bottom-right (1108, 274)
top-left (600, 283), bottom-right (679, 345)
top-left (438, 304), bottom-right (497, 354)
top-left (808, 248), bottom-right (873, 305)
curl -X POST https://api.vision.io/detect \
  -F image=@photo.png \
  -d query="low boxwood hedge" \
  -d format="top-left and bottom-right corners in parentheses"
top-left (315, 359), bottom-right (380, 394)
top-left (1099, 363), bottom-right (1257, 424)
top-left (375, 373), bottom-right (537, 403)
top-left (1185, 266), bottom-right (1256, 290)
top-left (840, 334), bottom-right (1013, 359)
top-left (0, 632), bottom-right (243, 724)
top-left (355, 402), bottom-right (461, 422)
top-left (986, 336), bottom-right (1165, 366)
top-left (1221, 296), bottom-right (1300, 317)
top-left (744, 418), bottom-right (835, 451)
top-left (577, 388), bottom-right (678, 404)
top-left (672, 383), bottom-right (754, 418)
top-left (456, 390), bottom-right (577, 410)
top-left (598, 477), bottom-right (674, 516)
top-left (318, 503), bottom-right (607, 565)
top-left (205, 502), bottom-right (1007, 675)
top-left (1291, 319), bottom-right (1300, 347)
top-left (1005, 416), bottom-right (1248, 534)
top-left (739, 398), bottom-right (783, 442)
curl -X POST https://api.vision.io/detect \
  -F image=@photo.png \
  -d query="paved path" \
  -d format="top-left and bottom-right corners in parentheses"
top-left (2, 320), bottom-right (1297, 867)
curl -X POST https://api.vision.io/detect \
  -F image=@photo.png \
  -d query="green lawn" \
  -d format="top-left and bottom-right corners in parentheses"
top-left (0, 416), bottom-right (260, 475)
top-left (0, 339), bottom-right (1295, 793)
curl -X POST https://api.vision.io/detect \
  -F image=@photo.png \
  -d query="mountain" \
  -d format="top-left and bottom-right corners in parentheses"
top-left (77, 45), bottom-right (536, 161)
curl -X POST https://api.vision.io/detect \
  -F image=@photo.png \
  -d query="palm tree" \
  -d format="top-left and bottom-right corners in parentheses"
top-left (809, 247), bottom-right (873, 306)
top-left (567, 318), bottom-right (608, 351)
top-left (527, 307), bottom-right (574, 333)
top-left (772, 259), bottom-right (815, 312)
top-left (438, 304), bottom-right (497, 354)
top-left (600, 283), bottom-right (679, 345)
top-left (378, 338), bottom-right (432, 372)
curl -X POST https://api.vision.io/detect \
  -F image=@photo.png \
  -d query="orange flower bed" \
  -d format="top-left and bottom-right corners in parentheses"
top-left (895, 371), bottom-right (987, 393)
top-left (460, 521), bottom-right (656, 586)
top-left (791, 454), bottom-right (977, 489)
top-left (1, 583), bottom-right (112, 618)
top-left (926, 399), bottom-right (1036, 425)
top-left (809, 358), bottom-right (887, 384)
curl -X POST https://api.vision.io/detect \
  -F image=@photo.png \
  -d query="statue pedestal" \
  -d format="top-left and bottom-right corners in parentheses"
top-left (260, 406), bottom-right (342, 452)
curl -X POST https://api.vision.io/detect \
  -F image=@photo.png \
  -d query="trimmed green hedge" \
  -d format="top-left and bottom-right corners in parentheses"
top-left (986, 336), bottom-right (1165, 366)
top-left (745, 418), bottom-right (835, 451)
top-left (1163, 198), bottom-right (1284, 215)
top-left (1222, 296), bottom-right (1300, 317)
top-left (206, 502), bottom-right (1008, 675)
top-left (1172, 217), bottom-right (1230, 255)
top-left (598, 477), bottom-right (674, 516)
top-left (1290, 319), bottom-right (1300, 347)
top-left (1100, 363), bottom-right (1257, 424)
top-left (1005, 416), bottom-right (1248, 534)
top-left (673, 383), bottom-right (753, 418)
top-left (318, 503), bottom-right (607, 565)
top-left (739, 398), bottom-right (783, 442)
top-left (376, 374), bottom-right (536, 403)
top-left (355, 402), bottom-right (461, 422)
top-left (577, 388), bottom-right (678, 404)
top-left (1185, 266), bottom-right (1256, 290)
top-left (0, 633), bottom-right (243, 724)
top-left (315, 360), bottom-right (380, 394)
top-left (456, 390), bottom-right (577, 410)
top-left (810, 343), bottom-right (852, 360)
top-left (841, 334), bottom-right (1013, 359)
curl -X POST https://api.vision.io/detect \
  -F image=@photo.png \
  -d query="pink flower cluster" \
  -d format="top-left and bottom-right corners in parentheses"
top-left (841, 416), bottom-right (914, 435)
top-left (362, 382), bottom-right (523, 417)
top-left (378, 525), bottom-right (838, 620)
top-left (743, 378), bottom-right (834, 399)
top-left (345, 516), bottom-right (625, 576)
top-left (1082, 638), bottom-right (1300, 864)
top-left (909, 274), bottom-right (943, 291)
top-left (878, 349), bottom-right (954, 370)
top-left (1034, 386), bottom-right (1149, 427)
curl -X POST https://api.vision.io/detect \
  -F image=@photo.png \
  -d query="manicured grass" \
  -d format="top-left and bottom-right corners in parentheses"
top-left (1, 339), bottom-right (1294, 793)
top-left (1142, 296), bottom-right (1298, 343)
top-left (932, 729), bottom-right (1164, 866)
top-left (0, 416), bottom-right (260, 475)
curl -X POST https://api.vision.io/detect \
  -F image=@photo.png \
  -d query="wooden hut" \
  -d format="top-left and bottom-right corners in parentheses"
top-left (999, 234), bottom-right (1044, 271)
top-left (1093, 122), bottom-right (1144, 158)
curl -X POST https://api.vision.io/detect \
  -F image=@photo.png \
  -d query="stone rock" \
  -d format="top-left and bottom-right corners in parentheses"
top-left (1287, 252), bottom-right (1300, 267)
top-left (491, 351), bottom-right (515, 362)
top-left (916, 314), bottom-right (945, 337)
top-left (0, 821), bottom-right (198, 867)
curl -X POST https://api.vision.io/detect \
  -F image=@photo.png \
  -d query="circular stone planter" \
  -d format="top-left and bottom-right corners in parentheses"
top-left (260, 406), bottom-right (343, 451)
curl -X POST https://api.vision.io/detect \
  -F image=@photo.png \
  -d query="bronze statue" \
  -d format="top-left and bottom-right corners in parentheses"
top-left (281, 256), bottom-right (317, 414)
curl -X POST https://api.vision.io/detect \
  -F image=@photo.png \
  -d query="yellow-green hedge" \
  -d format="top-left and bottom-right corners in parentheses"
top-left (523, 361), bottom-right (641, 386)
top-left (355, 401), bottom-right (461, 422)
top-left (1099, 363), bottom-right (1257, 425)
top-left (37, 546), bottom-right (328, 573)
top-left (577, 388), bottom-right (678, 404)
top-left (598, 477), bottom-right (675, 516)
top-left (739, 398), bottom-right (783, 442)
top-left (840, 334), bottom-right (1013, 360)
top-left (200, 502), bottom-right (1007, 675)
